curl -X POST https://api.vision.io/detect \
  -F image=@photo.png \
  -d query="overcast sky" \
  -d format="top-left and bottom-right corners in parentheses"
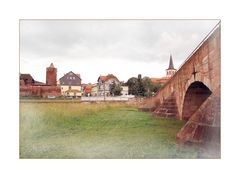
top-left (20, 19), bottom-right (219, 84)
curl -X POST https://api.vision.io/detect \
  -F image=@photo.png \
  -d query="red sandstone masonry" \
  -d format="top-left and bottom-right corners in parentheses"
top-left (177, 87), bottom-right (220, 145)
top-left (46, 66), bottom-right (57, 86)
top-left (139, 24), bottom-right (220, 120)
top-left (139, 23), bottom-right (221, 146)
top-left (20, 86), bottom-right (61, 97)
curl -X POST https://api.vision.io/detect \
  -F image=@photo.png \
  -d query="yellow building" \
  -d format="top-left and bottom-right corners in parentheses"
top-left (58, 71), bottom-right (82, 98)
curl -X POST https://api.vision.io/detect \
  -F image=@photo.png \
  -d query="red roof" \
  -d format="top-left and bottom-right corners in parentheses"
top-left (98, 74), bottom-right (119, 82)
top-left (99, 76), bottom-right (108, 81)
top-left (150, 77), bottom-right (170, 84)
top-left (84, 85), bottom-right (92, 93)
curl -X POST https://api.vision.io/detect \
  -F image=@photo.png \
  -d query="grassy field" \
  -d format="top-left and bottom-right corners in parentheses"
top-left (20, 102), bottom-right (214, 158)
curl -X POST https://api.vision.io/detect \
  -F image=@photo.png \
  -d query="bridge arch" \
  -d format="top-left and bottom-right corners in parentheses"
top-left (182, 81), bottom-right (212, 121)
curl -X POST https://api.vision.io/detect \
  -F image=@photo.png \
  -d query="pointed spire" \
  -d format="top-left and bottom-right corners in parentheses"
top-left (167, 54), bottom-right (175, 69)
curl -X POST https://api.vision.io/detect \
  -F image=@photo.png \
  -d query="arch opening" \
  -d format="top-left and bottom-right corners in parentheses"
top-left (182, 81), bottom-right (212, 121)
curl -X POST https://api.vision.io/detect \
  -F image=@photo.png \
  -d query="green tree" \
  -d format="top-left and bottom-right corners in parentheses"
top-left (126, 77), bottom-right (138, 95)
top-left (152, 83), bottom-right (162, 94)
top-left (126, 75), bottom-right (163, 97)
top-left (137, 74), bottom-right (145, 96)
top-left (110, 81), bottom-right (122, 96)
top-left (142, 77), bottom-right (153, 97)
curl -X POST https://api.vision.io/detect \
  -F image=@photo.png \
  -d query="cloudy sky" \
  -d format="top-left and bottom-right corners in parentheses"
top-left (20, 19), bottom-right (219, 84)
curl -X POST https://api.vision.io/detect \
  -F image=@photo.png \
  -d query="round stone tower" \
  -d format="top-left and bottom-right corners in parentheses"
top-left (46, 63), bottom-right (57, 86)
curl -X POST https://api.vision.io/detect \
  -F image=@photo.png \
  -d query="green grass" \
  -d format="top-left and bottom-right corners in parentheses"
top-left (20, 102), bottom-right (212, 158)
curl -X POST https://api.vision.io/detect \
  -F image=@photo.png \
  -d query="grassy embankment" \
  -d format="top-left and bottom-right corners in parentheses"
top-left (20, 102), bottom-right (210, 158)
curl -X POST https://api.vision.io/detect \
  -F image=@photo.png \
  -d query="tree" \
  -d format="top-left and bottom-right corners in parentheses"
top-left (152, 83), bottom-right (162, 93)
top-left (110, 81), bottom-right (122, 96)
top-left (109, 81), bottom-right (116, 95)
top-left (142, 77), bottom-right (153, 97)
top-left (126, 75), bottom-right (163, 97)
top-left (126, 77), bottom-right (138, 95)
top-left (126, 74), bottom-right (145, 96)
top-left (137, 74), bottom-right (145, 96)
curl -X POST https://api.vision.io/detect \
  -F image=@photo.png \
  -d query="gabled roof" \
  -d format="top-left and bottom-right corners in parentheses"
top-left (167, 54), bottom-right (176, 70)
top-left (59, 71), bottom-right (81, 86)
top-left (98, 74), bottom-right (119, 82)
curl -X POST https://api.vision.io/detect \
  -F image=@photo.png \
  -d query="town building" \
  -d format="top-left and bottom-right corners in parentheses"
top-left (121, 86), bottom-right (129, 96)
top-left (97, 74), bottom-right (120, 96)
top-left (82, 83), bottom-right (93, 96)
top-left (91, 83), bottom-right (98, 96)
top-left (20, 74), bottom-right (34, 86)
top-left (20, 63), bottom-right (61, 98)
top-left (150, 54), bottom-right (177, 85)
top-left (58, 71), bottom-right (82, 98)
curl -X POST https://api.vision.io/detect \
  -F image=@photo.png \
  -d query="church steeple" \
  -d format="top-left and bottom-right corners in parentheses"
top-left (166, 54), bottom-right (177, 77)
top-left (167, 54), bottom-right (175, 69)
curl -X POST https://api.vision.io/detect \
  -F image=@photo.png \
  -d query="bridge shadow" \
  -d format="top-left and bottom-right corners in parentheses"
top-left (182, 81), bottom-right (212, 121)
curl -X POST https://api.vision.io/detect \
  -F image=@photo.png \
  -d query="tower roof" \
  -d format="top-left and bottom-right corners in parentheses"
top-left (167, 54), bottom-right (175, 70)
top-left (49, 63), bottom-right (54, 68)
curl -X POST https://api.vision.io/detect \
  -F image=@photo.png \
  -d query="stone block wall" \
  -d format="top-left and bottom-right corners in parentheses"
top-left (20, 85), bottom-right (61, 98)
top-left (177, 86), bottom-right (220, 145)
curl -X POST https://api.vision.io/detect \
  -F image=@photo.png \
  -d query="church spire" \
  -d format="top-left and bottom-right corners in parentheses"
top-left (166, 54), bottom-right (177, 77)
top-left (167, 54), bottom-right (175, 70)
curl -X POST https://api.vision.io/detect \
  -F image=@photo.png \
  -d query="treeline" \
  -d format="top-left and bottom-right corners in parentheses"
top-left (126, 74), bottom-right (162, 97)
top-left (109, 74), bottom-right (162, 96)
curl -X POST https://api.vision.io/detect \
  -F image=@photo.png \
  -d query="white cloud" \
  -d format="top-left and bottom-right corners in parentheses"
top-left (20, 19), bottom-right (219, 83)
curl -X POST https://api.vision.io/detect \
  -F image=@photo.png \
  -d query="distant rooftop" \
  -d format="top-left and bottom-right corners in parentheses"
top-left (98, 74), bottom-right (119, 82)
top-left (49, 63), bottom-right (55, 68)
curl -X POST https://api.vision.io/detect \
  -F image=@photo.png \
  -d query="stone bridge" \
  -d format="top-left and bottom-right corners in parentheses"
top-left (139, 23), bottom-right (220, 146)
